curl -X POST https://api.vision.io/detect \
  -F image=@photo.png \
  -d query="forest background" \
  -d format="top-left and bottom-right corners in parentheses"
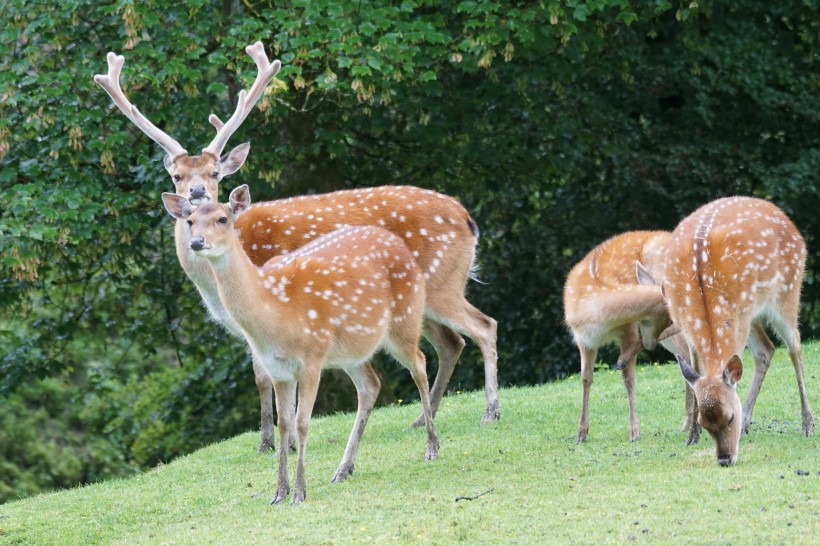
top-left (1, 0), bottom-right (818, 503)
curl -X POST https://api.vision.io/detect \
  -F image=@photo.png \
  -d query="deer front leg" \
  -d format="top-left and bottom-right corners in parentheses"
top-left (681, 383), bottom-right (695, 431)
top-left (575, 344), bottom-right (596, 443)
top-left (270, 379), bottom-right (296, 505)
top-left (253, 357), bottom-right (276, 453)
top-left (618, 327), bottom-right (641, 441)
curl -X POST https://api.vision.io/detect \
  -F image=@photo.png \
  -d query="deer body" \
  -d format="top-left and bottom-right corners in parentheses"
top-left (233, 184), bottom-right (499, 425)
top-left (565, 231), bottom-right (688, 443)
top-left (164, 186), bottom-right (439, 504)
top-left (663, 196), bottom-right (814, 466)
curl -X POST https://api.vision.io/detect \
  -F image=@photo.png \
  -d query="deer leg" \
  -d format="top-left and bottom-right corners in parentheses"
top-left (575, 344), bottom-right (597, 443)
top-left (408, 347), bottom-right (440, 461)
top-left (332, 362), bottom-right (381, 483)
top-left (270, 379), bottom-right (296, 505)
top-left (428, 297), bottom-right (499, 424)
top-left (291, 364), bottom-right (322, 505)
top-left (409, 321), bottom-right (466, 428)
top-left (681, 384), bottom-right (695, 431)
top-left (388, 322), bottom-right (440, 460)
top-left (769, 311), bottom-right (815, 436)
top-left (742, 321), bottom-right (775, 434)
top-left (618, 326), bottom-right (641, 442)
top-left (685, 348), bottom-right (702, 445)
top-left (253, 356), bottom-right (276, 453)
top-left (614, 338), bottom-right (643, 371)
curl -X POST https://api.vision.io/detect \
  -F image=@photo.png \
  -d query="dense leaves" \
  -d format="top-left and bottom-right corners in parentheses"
top-left (1, 0), bottom-right (818, 502)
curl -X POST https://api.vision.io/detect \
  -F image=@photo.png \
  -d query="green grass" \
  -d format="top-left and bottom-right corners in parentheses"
top-left (2, 344), bottom-right (818, 545)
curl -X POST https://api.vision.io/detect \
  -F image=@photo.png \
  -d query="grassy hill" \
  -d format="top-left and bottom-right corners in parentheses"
top-left (1, 343), bottom-right (818, 545)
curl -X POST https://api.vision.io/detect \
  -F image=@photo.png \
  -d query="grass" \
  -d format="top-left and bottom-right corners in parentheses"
top-left (1, 343), bottom-right (818, 545)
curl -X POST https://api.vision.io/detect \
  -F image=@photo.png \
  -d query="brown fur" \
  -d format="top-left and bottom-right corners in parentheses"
top-left (664, 196), bottom-right (814, 466)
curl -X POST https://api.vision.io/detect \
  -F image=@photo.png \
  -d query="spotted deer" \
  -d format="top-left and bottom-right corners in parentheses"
top-left (565, 231), bottom-right (689, 443)
top-left (163, 185), bottom-right (439, 504)
top-left (94, 45), bottom-right (499, 453)
top-left (660, 196), bottom-right (814, 466)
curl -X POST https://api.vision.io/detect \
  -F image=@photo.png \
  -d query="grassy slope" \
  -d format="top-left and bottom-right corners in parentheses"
top-left (1, 343), bottom-right (818, 545)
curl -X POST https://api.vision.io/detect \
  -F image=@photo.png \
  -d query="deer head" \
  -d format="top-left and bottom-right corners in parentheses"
top-left (94, 41), bottom-right (280, 205)
top-left (677, 353), bottom-right (743, 466)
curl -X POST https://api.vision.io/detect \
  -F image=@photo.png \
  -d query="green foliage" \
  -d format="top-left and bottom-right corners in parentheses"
top-left (1, 0), bottom-right (819, 502)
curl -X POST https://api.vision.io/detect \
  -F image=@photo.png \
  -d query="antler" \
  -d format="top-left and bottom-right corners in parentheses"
top-left (93, 52), bottom-right (188, 161)
top-left (205, 41), bottom-right (281, 154)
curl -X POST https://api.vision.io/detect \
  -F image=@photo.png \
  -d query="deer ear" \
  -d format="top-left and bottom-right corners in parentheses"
top-left (228, 184), bottom-right (251, 217)
top-left (723, 355), bottom-right (743, 387)
top-left (162, 192), bottom-right (193, 219)
top-left (163, 154), bottom-right (175, 174)
top-left (636, 261), bottom-right (657, 286)
top-left (677, 353), bottom-right (701, 389)
top-left (220, 142), bottom-right (250, 177)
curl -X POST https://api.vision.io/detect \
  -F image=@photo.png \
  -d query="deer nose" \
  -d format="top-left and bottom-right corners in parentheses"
top-left (717, 455), bottom-right (732, 467)
top-left (190, 236), bottom-right (205, 251)
top-left (189, 184), bottom-right (207, 200)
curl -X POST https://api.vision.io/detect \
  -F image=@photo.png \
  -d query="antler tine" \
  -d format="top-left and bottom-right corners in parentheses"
top-left (205, 41), bottom-right (281, 149)
top-left (94, 51), bottom-right (188, 161)
top-left (202, 90), bottom-right (247, 157)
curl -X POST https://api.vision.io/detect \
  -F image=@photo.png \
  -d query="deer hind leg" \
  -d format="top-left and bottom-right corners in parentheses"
top-left (409, 321), bottom-right (466, 428)
top-left (575, 343), bottom-right (597, 443)
top-left (387, 323), bottom-right (440, 460)
top-left (428, 296), bottom-right (499, 424)
top-left (768, 300), bottom-right (815, 436)
top-left (618, 325), bottom-right (641, 442)
top-left (332, 362), bottom-right (381, 483)
top-left (270, 379), bottom-right (296, 505)
top-left (742, 321), bottom-right (775, 434)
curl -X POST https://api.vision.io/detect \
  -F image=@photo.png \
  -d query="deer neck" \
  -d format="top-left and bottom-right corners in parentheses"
top-left (206, 238), bottom-right (285, 342)
top-left (174, 219), bottom-right (240, 334)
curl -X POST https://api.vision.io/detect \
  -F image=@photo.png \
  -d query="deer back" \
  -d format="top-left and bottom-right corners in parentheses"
top-left (234, 185), bottom-right (477, 295)
top-left (663, 196), bottom-right (806, 371)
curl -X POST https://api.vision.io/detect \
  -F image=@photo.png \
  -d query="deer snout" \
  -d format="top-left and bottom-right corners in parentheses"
top-left (717, 455), bottom-right (733, 467)
top-left (189, 184), bottom-right (208, 201)
top-left (190, 236), bottom-right (206, 251)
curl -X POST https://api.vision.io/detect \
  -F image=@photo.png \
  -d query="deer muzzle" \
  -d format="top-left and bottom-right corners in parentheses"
top-left (190, 236), bottom-right (206, 251)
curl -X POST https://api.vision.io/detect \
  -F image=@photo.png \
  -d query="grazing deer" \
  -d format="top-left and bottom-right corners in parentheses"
top-left (94, 45), bottom-right (499, 448)
top-left (565, 231), bottom-right (689, 443)
top-left (660, 196), bottom-right (814, 466)
top-left (163, 185), bottom-right (439, 504)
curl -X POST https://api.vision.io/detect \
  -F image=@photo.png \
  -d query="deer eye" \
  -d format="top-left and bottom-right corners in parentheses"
top-left (173, 174), bottom-right (182, 182)
top-left (728, 414), bottom-right (735, 425)
top-left (218, 216), bottom-right (228, 224)
top-left (212, 171), bottom-right (219, 179)
top-left (186, 219), bottom-right (193, 227)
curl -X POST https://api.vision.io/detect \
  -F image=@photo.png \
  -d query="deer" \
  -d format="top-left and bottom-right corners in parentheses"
top-left (94, 44), bottom-right (499, 453)
top-left (657, 196), bottom-right (814, 466)
top-left (162, 184), bottom-right (440, 504)
top-left (564, 231), bottom-right (689, 443)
